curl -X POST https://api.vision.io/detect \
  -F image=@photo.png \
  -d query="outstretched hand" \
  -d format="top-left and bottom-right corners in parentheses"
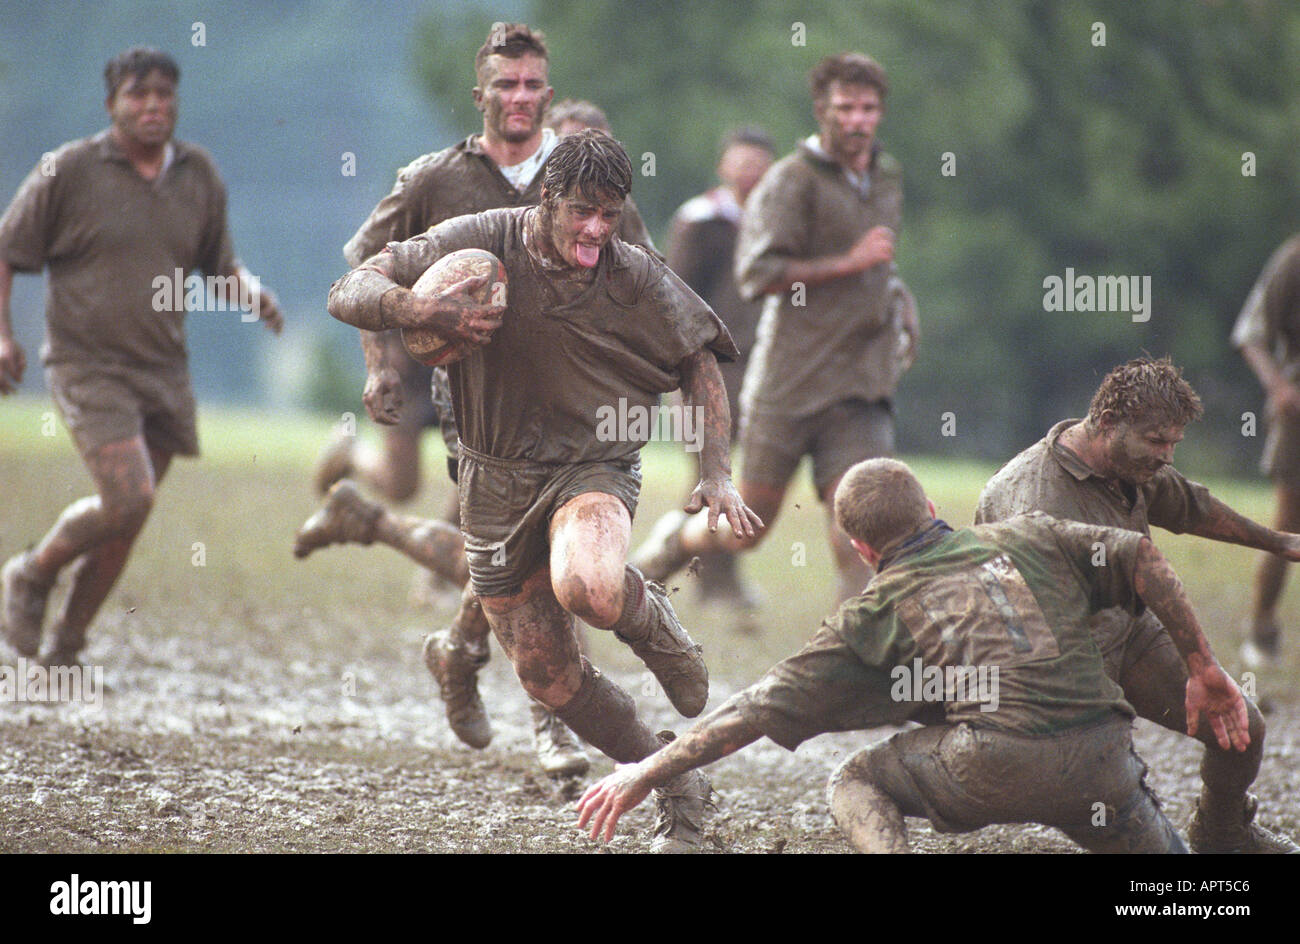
top-left (362, 366), bottom-right (403, 425)
top-left (0, 336), bottom-right (24, 394)
top-left (1185, 660), bottom-right (1250, 752)
top-left (685, 476), bottom-right (764, 540)
top-left (576, 763), bottom-right (655, 843)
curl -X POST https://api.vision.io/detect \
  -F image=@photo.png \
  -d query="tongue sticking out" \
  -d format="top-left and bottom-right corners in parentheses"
top-left (575, 243), bottom-right (600, 268)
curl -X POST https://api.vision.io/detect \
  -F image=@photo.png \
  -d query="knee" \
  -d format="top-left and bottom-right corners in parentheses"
top-left (102, 488), bottom-right (154, 535)
top-left (553, 567), bottom-right (622, 628)
top-left (513, 653), bottom-right (583, 708)
top-left (826, 750), bottom-right (874, 815)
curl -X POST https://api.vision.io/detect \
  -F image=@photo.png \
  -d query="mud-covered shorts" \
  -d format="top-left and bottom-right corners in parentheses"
top-left (457, 443), bottom-right (642, 598)
top-left (47, 360), bottom-right (199, 458)
top-left (1261, 406), bottom-right (1300, 488)
top-left (831, 718), bottom-right (1186, 853)
top-left (740, 398), bottom-right (893, 495)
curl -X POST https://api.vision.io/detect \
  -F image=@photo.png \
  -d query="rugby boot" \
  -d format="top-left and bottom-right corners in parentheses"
top-left (312, 431), bottom-right (356, 496)
top-left (1239, 617), bottom-right (1281, 671)
top-left (650, 731), bottom-right (716, 853)
top-left (422, 629), bottom-right (492, 749)
top-left (529, 699), bottom-right (590, 777)
top-left (292, 480), bottom-right (381, 558)
top-left (614, 570), bottom-right (709, 717)
top-left (630, 510), bottom-right (691, 583)
top-left (1187, 794), bottom-right (1300, 853)
top-left (1, 551), bottom-right (51, 657)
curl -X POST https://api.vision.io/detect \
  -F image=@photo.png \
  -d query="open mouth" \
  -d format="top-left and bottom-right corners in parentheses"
top-left (574, 243), bottom-right (600, 267)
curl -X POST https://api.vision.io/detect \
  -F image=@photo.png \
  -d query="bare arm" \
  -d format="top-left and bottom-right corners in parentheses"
top-left (1185, 493), bottom-right (1300, 559)
top-left (1131, 537), bottom-right (1249, 751)
top-left (359, 328), bottom-right (405, 426)
top-left (576, 697), bottom-right (761, 842)
top-left (0, 258), bottom-right (24, 393)
top-left (678, 348), bottom-right (763, 538)
top-left (760, 226), bottom-right (895, 295)
top-left (1239, 341), bottom-right (1300, 419)
top-left (327, 252), bottom-right (502, 342)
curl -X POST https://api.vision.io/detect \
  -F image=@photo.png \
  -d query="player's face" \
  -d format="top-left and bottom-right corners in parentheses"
top-left (106, 69), bottom-right (177, 150)
top-left (717, 142), bottom-right (773, 204)
top-left (476, 53), bottom-right (553, 144)
top-left (1105, 418), bottom-right (1185, 484)
top-left (546, 189), bottom-right (624, 269)
top-left (815, 81), bottom-right (883, 163)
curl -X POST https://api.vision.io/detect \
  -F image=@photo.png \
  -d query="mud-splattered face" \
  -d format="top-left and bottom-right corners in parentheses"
top-left (815, 80), bottom-right (883, 166)
top-left (718, 142), bottom-right (773, 204)
top-left (1102, 418), bottom-right (1184, 484)
top-left (106, 69), bottom-right (177, 150)
top-left (540, 187), bottom-right (624, 269)
top-left (475, 53), bottom-right (553, 144)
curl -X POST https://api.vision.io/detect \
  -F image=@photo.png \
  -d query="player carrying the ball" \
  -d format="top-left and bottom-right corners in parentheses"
top-left (326, 129), bottom-right (762, 852)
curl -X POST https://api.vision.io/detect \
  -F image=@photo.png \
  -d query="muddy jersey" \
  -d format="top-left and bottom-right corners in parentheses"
top-left (974, 420), bottom-right (1214, 654)
top-left (1231, 234), bottom-right (1300, 372)
top-left (734, 514), bottom-right (1143, 750)
top-left (379, 206), bottom-right (738, 463)
top-left (734, 139), bottom-right (904, 417)
top-left (344, 133), bottom-right (656, 267)
top-left (0, 130), bottom-right (237, 369)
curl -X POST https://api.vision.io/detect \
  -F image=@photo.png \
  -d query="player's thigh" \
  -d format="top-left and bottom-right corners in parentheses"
top-left (549, 490), bottom-right (632, 590)
top-left (737, 408), bottom-right (810, 513)
top-left (813, 399), bottom-right (894, 500)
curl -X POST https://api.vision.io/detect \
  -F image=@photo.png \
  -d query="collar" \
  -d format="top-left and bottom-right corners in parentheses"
top-left (1046, 419), bottom-right (1098, 482)
top-left (675, 186), bottom-right (742, 226)
top-left (799, 134), bottom-right (879, 193)
top-left (877, 519), bottom-right (954, 573)
top-left (95, 129), bottom-right (184, 168)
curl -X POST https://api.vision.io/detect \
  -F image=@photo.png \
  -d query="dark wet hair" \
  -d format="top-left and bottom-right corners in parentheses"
top-left (544, 98), bottom-right (611, 134)
top-left (809, 52), bottom-right (889, 102)
top-left (542, 129), bottom-right (633, 203)
top-left (719, 126), bottom-right (776, 158)
top-left (475, 22), bottom-right (549, 78)
top-left (1086, 356), bottom-right (1204, 429)
top-left (104, 46), bottom-right (179, 98)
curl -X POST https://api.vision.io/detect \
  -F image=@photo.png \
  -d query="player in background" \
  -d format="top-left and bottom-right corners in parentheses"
top-left (0, 47), bottom-right (281, 667)
top-left (633, 52), bottom-right (919, 607)
top-left (1231, 234), bottom-right (1300, 669)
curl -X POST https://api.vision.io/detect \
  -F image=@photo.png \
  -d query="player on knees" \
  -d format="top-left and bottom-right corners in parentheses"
top-left (579, 458), bottom-right (1247, 853)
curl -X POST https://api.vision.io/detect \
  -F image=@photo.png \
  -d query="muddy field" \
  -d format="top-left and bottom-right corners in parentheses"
top-left (2, 406), bottom-right (1297, 854)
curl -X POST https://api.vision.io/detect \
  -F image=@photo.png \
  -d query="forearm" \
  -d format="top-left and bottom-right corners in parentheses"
top-left (328, 262), bottom-right (417, 332)
top-left (763, 253), bottom-right (860, 294)
top-left (1239, 342), bottom-right (1285, 394)
top-left (1132, 537), bottom-right (1217, 671)
top-left (1187, 494), bottom-right (1288, 554)
top-left (636, 699), bottom-right (761, 787)
top-left (0, 258), bottom-right (15, 338)
top-left (679, 348), bottom-right (733, 479)
top-left (360, 328), bottom-right (401, 374)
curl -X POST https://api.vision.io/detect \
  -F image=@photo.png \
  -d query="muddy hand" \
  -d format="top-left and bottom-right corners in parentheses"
top-left (362, 365), bottom-right (403, 425)
top-left (0, 335), bottom-right (25, 394)
top-left (430, 273), bottom-right (505, 346)
top-left (576, 764), bottom-right (654, 843)
top-left (685, 476), bottom-right (764, 539)
top-left (1185, 661), bottom-right (1250, 752)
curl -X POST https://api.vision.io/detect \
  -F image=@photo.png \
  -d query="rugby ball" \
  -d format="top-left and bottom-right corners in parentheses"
top-left (402, 248), bottom-right (508, 367)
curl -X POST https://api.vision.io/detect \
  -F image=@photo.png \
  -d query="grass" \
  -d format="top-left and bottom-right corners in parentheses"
top-left (0, 393), bottom-right (1294, 698)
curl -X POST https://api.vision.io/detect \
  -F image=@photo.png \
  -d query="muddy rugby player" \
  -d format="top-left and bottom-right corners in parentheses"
top-left (0, 47), bottom-right (282, 667)
top-left (307, 23), bottom-right (657, 778)
top-left (1232, 233), bottom-right (1300, 669)
top-left (324, 129), bottom-right (761, 852)
top-left (634, 51), bottom-right (919, 607)
top-left (975, 356), bottom-right (1300, 853)
top-left (578, 459), bottom-right (1249, 854)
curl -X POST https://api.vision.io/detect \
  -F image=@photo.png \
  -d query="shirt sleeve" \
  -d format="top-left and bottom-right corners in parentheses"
top-left (1143, 466), bottom-right (1215, 535)
top-left (344, 156), bottom-right (434, 267)
top-left (384, 212), bottom-right (502, 287)
top-left (0, 160), bottom-right (57, 272)
top-left (195, 156), bottom-right (237, 278)
top-left (1231, 240), bottom-right (1300, 354)
top-left (734, 620), bottom-right (915, 751)
top-left (1042, 515), bottom-right (1145, 616)
top-left (643, 259), bottom-right (739, 366)
top-left (733, 161), bottom-right (810, 301)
